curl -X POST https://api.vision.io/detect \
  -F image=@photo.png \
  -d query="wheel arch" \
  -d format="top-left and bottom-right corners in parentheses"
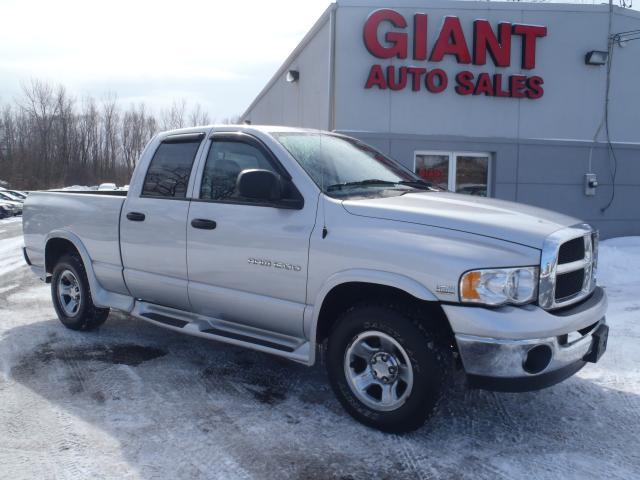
top-left (44, 230), bottom-right (134, 312)
top-left (308, 270), bottom-right (455, 362)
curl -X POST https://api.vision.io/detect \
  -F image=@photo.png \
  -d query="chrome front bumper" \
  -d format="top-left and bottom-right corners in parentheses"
top-left (449, 287), bottom-right (608, 392)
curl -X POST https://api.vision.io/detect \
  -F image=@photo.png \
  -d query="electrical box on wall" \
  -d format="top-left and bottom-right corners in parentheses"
top-left (585, 173), bottom-right (598, 196)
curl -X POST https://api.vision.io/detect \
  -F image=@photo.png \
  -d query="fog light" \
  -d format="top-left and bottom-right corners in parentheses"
top-left (523, 345), bottom-right (552, 374)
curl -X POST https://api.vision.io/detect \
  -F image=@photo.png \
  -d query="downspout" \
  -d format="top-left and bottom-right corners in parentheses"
top-left (328, 4), bottom-right (337, 131)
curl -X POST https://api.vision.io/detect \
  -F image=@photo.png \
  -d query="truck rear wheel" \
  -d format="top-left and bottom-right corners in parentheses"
top-left (326, 303), bottom-right (450, 433)
top-left (51, 253), bottom-right (110, 331)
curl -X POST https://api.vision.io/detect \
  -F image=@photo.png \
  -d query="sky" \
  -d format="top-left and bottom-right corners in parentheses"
top-left (1, 0), bottom-right (636, 121)
top-left (0, 0), bottom-right (332, 120)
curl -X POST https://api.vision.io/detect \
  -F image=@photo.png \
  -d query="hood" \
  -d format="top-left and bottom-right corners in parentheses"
top-left (341, 191), bottom-right (581, 249)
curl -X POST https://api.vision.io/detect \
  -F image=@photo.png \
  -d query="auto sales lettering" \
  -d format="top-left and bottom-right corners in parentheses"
top-left (363, 9), bottom-right (547, 99)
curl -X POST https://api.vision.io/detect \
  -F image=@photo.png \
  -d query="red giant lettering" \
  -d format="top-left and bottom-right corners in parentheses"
top-left (365, 65), bottom-right (387, 89)
top-left (363, 9), bottom-right (408, 59)
top-left (387, 66), bottom-right (408, 90)
top-left (473, 20), bottom-right (512, 67)
top-left (413, 13), bottom-right (428, 60)
top-left (455, 71), bottom-right (475, 95)
top-left (407, 67), bottom-right (427, 91)
top-left (425, 69), bottom-right (448, 93)
top-left (362, 10), bottom-right (546, 99)
top-left (512, 24), bottom-right (547, 69)
top-left (430, 16), bottom-right (471, 63)
top-left (526, 76), bottom-right (544, 98)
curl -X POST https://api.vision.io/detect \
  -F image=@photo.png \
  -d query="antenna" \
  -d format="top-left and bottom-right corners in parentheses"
top-left (320, 129), bottom-right (328, 238)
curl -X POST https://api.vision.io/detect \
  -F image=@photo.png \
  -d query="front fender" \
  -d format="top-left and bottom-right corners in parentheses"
top-left (44, 230), bottom-right (134, 312)
top-left (303, 268), bottom-right (438, 346)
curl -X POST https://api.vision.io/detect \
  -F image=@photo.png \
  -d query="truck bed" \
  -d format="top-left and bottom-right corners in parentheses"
top-left (23, 191), bottom-right (128, 295)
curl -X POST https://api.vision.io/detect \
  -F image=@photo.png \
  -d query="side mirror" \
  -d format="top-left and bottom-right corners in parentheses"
top-left (236, 169), bottom-right (282, 201)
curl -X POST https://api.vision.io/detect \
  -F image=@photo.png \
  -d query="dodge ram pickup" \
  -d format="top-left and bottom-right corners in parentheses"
top-left (23, 126), bottom-right (609, 433)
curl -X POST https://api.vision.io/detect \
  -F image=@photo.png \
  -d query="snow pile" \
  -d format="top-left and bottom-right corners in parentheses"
top-left (58, 185), bottom-right (94, 191)
top-left (0, 236), bottom-right (24, 277)
top-left (598, 237), bottom-right (640, 290)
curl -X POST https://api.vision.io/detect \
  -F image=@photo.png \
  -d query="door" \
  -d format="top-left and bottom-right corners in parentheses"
top-left (120, 133), bottom-right (204, 310)
top-left (186, 134), bottom-right (316, 338)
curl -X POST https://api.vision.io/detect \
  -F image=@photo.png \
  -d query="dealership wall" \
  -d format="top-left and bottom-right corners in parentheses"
top-left (241, 6), bottom-right (333, 129)
top-left (242, 1), bottom-right (640, 238)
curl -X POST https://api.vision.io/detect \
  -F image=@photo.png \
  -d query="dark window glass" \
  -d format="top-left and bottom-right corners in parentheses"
top-left (200, 140), bottom-right (279, 201)
top-left (142, 141), bottom-right (201, 198)
top-left (455, 155), bottom-right (489, 197)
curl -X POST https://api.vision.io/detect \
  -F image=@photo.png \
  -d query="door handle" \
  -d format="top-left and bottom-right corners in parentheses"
top-left (126, 212), bottom-right (146, 222)
top-left (191, 218), bottom-right (217, 230)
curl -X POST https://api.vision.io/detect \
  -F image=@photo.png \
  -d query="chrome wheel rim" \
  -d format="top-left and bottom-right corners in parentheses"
top-left (58, 270), bottom-right (81, 316)
top-left (344, 331), bottom-right (414, 412)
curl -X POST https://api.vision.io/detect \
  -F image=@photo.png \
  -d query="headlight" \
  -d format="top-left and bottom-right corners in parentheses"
top-left (459, 267), bottom-right (539, 306)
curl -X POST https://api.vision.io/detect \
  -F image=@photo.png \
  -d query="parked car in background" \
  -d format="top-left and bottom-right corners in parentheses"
top-left (0, 193), bottom-right (23, 215)
top-left (0, 201), bottom-right (20, 217)
top-left (4, 190), bottom-right (28, 199)
top-left (0, 191), bottom-right (24, 204)
top-left (98, 183), bottom-right (117, 191)
top-left (0, 202), bottom-right (13, 218)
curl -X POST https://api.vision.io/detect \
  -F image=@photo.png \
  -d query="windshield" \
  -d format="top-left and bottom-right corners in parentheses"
top-left (273, 132), bottom-right (438, 198)
top-left (0, 192), bottom-right (21, 201)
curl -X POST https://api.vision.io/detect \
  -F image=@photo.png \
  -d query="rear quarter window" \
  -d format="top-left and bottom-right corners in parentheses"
top-left (142, 141), bottom-right (201, 198)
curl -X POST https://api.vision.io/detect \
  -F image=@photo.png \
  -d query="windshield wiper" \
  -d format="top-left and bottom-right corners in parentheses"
top-left (397, 179), bottom-right (438, 190)
top-left (326, 179), bottom-right (398, 191)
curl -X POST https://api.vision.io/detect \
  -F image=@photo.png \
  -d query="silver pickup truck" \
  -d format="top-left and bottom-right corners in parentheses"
top-left (23, 125), bottom-right (608, 433)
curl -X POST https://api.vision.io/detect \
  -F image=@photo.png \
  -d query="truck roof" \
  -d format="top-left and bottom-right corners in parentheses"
top-left (156, 124), bottom-right (327, 141)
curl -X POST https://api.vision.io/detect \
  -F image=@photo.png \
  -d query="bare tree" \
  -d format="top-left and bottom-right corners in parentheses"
top-left (0, 79), bottom-right (219, 190)
top-left (122, 103), bottom-right (149, 177)
top-left (161, 99), bottom-right (187, 130)
top-left (188, 103), bottom-right (210, 127)
top-left (219, 114), bottom-right (240, 125)
top-left (19, 79), bottom-right (59, 186)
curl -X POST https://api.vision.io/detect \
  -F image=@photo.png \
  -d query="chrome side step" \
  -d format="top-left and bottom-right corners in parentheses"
top-left (132, 301), bottom-right (312, 365)
top-left (140, 312), bottom-right (188, 328)
top-left (201, 326), bottom-right (295, 352)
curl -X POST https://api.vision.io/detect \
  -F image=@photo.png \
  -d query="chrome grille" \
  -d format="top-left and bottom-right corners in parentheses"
top-left (539, 224), bottom-right (598, 310)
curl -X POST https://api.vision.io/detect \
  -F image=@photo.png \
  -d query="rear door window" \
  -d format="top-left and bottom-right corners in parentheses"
top-left (142, 139), bottom-right (202, 198)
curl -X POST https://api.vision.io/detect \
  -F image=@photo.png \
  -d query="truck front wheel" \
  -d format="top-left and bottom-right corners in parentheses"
top-left (326, 303), bottom-right (451, 433)
top-left (51, 253), bottom-right (110, 331)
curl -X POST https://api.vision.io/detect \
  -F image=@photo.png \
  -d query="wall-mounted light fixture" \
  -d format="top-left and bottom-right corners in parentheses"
top-left (286, 70), bottom-right (300, 83)
top-left (585, 50), bottom-right (609, 65)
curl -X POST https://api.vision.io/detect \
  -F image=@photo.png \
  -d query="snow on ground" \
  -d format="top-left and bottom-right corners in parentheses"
top-left (0, 217), bottom-right (639, 479)
top-left (0, 236), bottom-right (25, 277)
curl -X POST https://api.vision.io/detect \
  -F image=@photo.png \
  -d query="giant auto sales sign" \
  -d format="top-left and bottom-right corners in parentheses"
top-left (363, 9), bottom-right (547, 99)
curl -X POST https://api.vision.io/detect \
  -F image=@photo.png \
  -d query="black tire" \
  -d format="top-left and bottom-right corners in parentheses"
top-left (326, 302), bottom-right (451, 433)
top-left (51, 253), bottom-right (110, 331)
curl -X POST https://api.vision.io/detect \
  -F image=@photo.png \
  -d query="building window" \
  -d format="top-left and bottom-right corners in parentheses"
top-left (414, 151), bottom-right (491, 197)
